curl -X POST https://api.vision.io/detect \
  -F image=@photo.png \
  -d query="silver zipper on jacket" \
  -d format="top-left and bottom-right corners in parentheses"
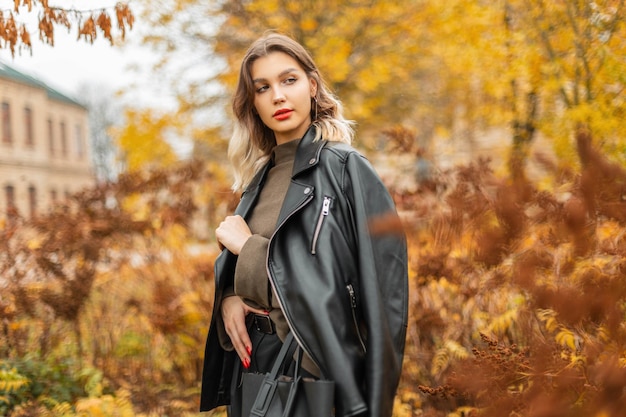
top-left (347, 283), bottom-right (367, 353)
top-left (265, 192), bottom-right (321, 370)
top-left (311, 196), bottom-right (332, 255)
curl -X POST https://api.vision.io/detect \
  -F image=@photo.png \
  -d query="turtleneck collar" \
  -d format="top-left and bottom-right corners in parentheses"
top-left (272, 138), bottom-right (300, 165)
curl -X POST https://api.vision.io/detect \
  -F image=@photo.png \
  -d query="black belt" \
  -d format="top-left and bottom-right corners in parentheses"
top-left (253, 313), bottom-right (275, 335)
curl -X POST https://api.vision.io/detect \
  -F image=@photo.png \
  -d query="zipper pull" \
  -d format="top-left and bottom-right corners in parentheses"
top-left (322, 196), bottom-right (331, 215)
top-left (311, 196), bottom-right (332, 255)
top-left (347, 284), bottom-right (357, 308)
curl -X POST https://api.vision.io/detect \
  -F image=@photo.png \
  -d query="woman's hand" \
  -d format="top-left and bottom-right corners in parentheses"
top-left (221, 296), bottom-right (267, 368)
top-left (215, 215), bottom-right (252, 255)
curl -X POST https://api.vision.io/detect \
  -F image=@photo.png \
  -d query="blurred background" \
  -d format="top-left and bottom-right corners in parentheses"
top-left (1, 1), bottom-right (625, 416)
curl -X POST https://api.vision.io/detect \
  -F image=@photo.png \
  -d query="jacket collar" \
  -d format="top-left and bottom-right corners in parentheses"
top-left (245, 124), bottom-right (324, 192)
top-left (291, 124), bottom-right (326, 176)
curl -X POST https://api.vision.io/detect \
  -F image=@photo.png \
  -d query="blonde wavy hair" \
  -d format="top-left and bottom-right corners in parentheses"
top-left (228, 33), bottom-right (355, 192)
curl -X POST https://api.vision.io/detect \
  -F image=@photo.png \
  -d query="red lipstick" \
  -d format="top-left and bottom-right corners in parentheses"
top-left (273, 108), bottom-right (293, 121)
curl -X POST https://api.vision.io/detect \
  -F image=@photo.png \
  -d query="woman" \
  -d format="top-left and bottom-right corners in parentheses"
top-left (200, 33), bottom-right (408, 417)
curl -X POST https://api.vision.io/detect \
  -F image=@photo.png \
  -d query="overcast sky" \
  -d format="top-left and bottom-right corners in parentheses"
top-left (0, 1), bottom-right (196, 156)
top-left (0, 1), bottom-right (163, 107)
top-left (2, 37), bottom-right (138, 95)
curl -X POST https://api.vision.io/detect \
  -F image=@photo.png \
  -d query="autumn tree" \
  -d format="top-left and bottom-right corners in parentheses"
top-left (403, 127), bottom-right (626, 417)
top-left (0, 160), bottom-right (219, 415)
top-left (501, 0), bottom-right (626, 176)
top-left (524, 0), bottom-right (625, 165)
top-left (137, 0), bottom-right (438, 149)
top-left (133, 0), bottom-right (624, 177)
top-left (113, 108), bottom-right (181, 172)
top-left (401, 0), bottom-right (626, 177)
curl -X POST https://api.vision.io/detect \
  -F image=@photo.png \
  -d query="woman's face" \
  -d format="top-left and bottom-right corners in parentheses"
top-left (251, 51), bottom-right (317, 145)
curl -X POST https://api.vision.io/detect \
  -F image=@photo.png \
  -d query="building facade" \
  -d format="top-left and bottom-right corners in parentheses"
top-left (0, 61), bottom-right (93, 221)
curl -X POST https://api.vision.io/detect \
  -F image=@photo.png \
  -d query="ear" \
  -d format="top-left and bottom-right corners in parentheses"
top-left (309, 77), bottom-right (318, 97)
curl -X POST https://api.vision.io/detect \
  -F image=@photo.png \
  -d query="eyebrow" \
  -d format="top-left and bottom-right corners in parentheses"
top-left (253, 68), bottom-right (299, 83)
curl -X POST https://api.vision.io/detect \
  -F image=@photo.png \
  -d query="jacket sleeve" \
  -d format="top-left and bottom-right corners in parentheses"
top-left (200, 249), bottom-right (238, 411)
top-left (343, 151), bottom-right (408, 417)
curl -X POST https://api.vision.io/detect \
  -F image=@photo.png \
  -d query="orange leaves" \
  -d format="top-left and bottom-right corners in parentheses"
top-left (5, 0), bottom-right (36, 54)
top-left (0, 161), bottom-right (221, 413)
top-left (115, 3), bottom-right (134, 37)
top-left (0, 11), bottom-right (22, 55)
top-left (1, 1), bottom-right (133, 56)
top-left (77, 4), bottom-right (134, 45)
top-left (38, 6), bottom-right (70, 47)
top-left (395, 125), bottom-right (626, 415)
top-left (77, 15), bottom-right (97, 43)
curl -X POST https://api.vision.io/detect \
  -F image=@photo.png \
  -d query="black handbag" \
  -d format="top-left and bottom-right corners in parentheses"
top-left (241, 332), bottom-right (335, 417)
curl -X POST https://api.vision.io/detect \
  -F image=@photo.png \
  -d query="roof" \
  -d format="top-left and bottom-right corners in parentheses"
top-left (0, 60), bottom-right (86, 109)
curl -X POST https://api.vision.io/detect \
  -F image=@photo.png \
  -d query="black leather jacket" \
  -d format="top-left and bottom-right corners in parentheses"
top-left (200, 126), bottom-right (408, 417)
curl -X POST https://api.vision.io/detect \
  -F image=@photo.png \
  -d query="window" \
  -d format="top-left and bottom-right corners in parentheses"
top-left (48, 118), bottom-right (54, 155)
top-left (5, 185), bottom-right (15, 214)
top-left (75, 124), bottom-right (84, 158)
top-left (24, 107), bottom-right (34, 147)
top-left (60, 121), bottom-right (67, 157)
top-left (2, 102), bottom-right (11, 144)
top-left (28, 185), bottom-right (36, 218)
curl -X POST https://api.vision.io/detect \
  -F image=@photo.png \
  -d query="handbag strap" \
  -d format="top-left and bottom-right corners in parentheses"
top-left (249, 332), bottom-right (299, 417)
top-left (280, 346), bottom-right (304, 417)
top-left (269, 332), bottom-right (298, 378)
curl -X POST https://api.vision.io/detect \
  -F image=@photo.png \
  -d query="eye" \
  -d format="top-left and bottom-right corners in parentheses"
top-left (283, 77), bottom-right (297, 85)
top-left (255, 84), bottom-right (269, 93)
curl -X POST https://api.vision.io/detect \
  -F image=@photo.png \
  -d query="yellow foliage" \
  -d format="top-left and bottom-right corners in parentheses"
top-left (555, 327), bottom-right (578, 351)
top-left (431, 340), bottom-right (469, 376)
top-left (596, 221), bottom-right (622, 241)
top-left (161, 223), bottom-right (189, 250)
top-left (449, 407), bottom-right (479, 417)
top-left (299, 17), bottom-right (318, 32)
top-left (113, 108), bottom-right (179, 172)
top-left (4, 4), bottom-right (626, 415)
top-left (537, 309), bottom-right (559, 333)
top-left (50, 403), bottom-right (74, 416)
top-left (75, 389), bottom-right (135, 416)
top-left (486, 307), bottom-right (519, 336)
top-left (179, 291), bottom-right (203, 326)
top-left (27, 236), bottom-right (43, 250)
top-left (597, 326), bottom-right (610, 344)
top-left (445, 340), bottom-right (470, 360)
top-left (392, 395), bottom-right (414, 417)
top-left (0, 367), bottom-right (30, 394)
top-left (568, 353), bottom-right (586, 368)
top-left (121, 193), bottom-right (150, 222)
top-left (431, 346), bottom-right (450, 376)
top-left (0, 378), bottom-right (30, 393)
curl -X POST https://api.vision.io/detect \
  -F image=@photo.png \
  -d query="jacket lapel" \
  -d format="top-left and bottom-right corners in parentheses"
top-left (275, 125), bottom-right (326, 226)
top-left (235, 162), bottom-right (272, 220)
top-left (292, 125), bottom-right (325, 176)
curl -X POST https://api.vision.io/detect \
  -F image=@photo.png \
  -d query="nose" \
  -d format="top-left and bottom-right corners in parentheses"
top-left (273, 86), bottom-right (285, 104)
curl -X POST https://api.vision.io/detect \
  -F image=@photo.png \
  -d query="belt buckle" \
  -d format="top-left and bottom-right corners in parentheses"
top-left (254, 314), bottom-right (275, 334)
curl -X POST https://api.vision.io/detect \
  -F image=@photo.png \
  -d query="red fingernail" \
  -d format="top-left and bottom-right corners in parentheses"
top-left (264, 310), bottom-right (270, 314)
top-left (243, 358), bottom-right (250, 369)
top-left (246, 345), bottom-right (252, 356)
